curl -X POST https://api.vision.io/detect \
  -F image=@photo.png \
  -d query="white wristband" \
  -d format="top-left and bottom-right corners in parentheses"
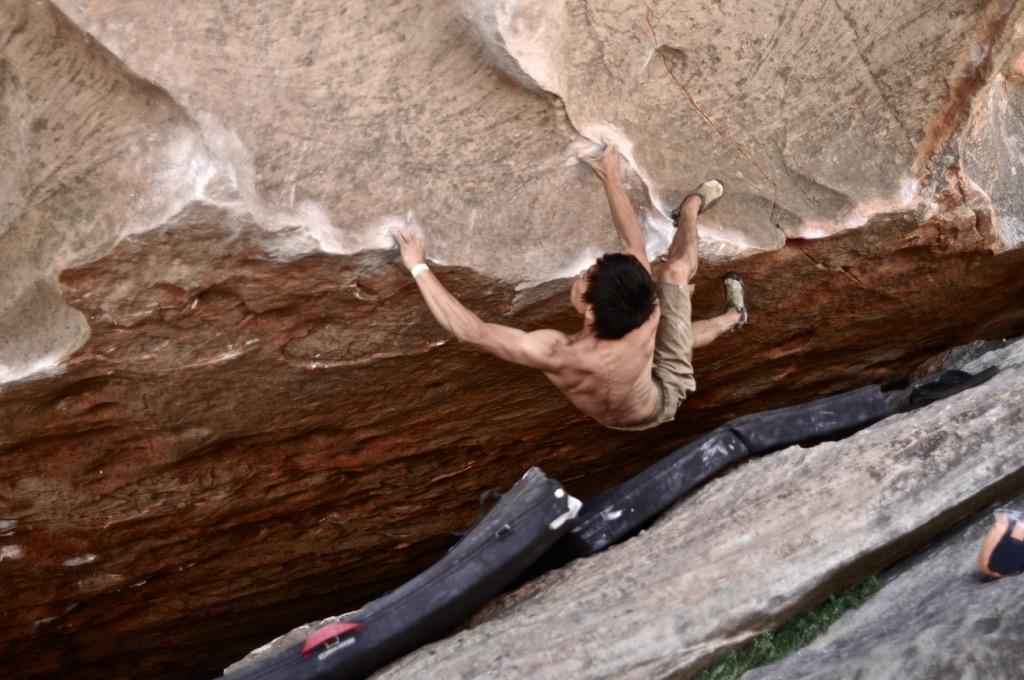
top-left (410, 263), bottom-right (429, 278)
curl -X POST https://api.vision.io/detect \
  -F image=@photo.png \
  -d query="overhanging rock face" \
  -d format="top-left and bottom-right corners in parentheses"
top-left (374, 339), bottom-right (1024, 680)
top-left (6, 0), bottom-right (1024, 377)
top-left (2, 1), bottom-right (1024, 677)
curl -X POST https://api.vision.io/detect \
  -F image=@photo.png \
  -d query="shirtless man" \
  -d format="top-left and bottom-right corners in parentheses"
top-left (391, 143), bottom-right (746, 430)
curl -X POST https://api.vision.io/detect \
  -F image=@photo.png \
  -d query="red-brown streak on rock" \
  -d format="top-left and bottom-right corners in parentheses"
top-left (913, 0), bottom-right (1021, 177)
top-left (2, 193), bottom-right (1024, 678)
top-left (642, 3), bottom-right (771, 183)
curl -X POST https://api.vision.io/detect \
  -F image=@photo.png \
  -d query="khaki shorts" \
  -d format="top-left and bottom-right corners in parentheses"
top-left (610, 282), bottom-right (696, 431)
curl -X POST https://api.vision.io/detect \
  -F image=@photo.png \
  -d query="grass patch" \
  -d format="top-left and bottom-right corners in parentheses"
top-left (692, 575), bottom-right (882, 680)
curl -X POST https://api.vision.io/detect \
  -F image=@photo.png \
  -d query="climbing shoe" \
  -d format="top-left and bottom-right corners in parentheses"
top-left (723, 271), bottom-right (747, 331)
top-left (671, 179), bottom-right (725, 224)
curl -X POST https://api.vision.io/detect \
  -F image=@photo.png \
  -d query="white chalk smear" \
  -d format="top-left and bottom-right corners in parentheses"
top-left (461, 0), bottom-right (567, 95)
top-left (33, 603), bottom-right (79, 628)
top-left (63, 554), bottom-right (98, 567)
top-left (550, 247), bottom-right (605, 281)
top-left (1, 545), bottom-right (25, 561)
top-left (0, 352), bottom-right (67, 386)
top-left (796, 176), bottom-right (921, 239)
top-left (901, 178), bottom-right (920, 205)
top-left (157, 111), bottom-right (350, 260)
top-left (216, 347), bottom-right (242, 362)
top-left (294, 200), bottom-right (345, 254)
top-left (574, 123), bottom-right (671, 214)
top-left (371, 212), bottom-right (450, 265)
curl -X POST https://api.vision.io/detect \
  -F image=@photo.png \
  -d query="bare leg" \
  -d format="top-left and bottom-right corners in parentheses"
top-left (978, 513), bottom-right (1009, 578)
top-left (693, 310), bottom-right (742, 348)
top-left (666, 193), bottom-right (742, 346)
top-left (660, 195), bottom-right (701, 284)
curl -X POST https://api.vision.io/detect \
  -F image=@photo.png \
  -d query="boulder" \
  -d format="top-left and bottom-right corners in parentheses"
top-left (7, 0), bottom-right (1023, 375)
top-left (371, 337), bottom-right (1024, 679)
top-left (738, 342), bottom-right (1024, 680)
top-left (742, 496), bottom-right (1024, 680)
top-left (2, 0), bottom-right (1024, 677)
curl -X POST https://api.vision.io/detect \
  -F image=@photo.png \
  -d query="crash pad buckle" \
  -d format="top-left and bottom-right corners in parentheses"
top-left (300, 621), bottom-right (363, 658)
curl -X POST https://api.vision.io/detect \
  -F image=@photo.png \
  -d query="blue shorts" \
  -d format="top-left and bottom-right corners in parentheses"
top-left (989, 519), bottom-right (1024, 575)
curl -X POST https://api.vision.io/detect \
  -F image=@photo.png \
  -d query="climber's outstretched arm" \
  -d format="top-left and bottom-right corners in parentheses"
top-left (578, 143), bottom-right (651, 274)
top-left (391, 227), bottom-right (567, 372)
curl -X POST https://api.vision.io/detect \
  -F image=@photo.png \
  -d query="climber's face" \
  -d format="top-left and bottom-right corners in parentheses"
top-left (570, 263), bottom-right (596, 315)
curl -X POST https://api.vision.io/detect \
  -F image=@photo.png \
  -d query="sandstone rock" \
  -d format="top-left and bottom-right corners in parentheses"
top-left (2, 195), bottom-right (1020, 679)
top-left (7, 0), bottom-right (1020, 375)
top-left (372, 337), bottom-right (1024, 679)
top-left (741, 341), bottom-right (1024, 680)
top-left (741, 494), bottom-right (1024, 680)
top-left (54, 0), bottom-right (1024, 262)
top-left (3, 1), bottom-right (1024, 678)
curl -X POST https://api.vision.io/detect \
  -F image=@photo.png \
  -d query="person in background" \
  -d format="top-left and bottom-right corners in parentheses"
top-left (977, 509), bottom-right (1024, 579)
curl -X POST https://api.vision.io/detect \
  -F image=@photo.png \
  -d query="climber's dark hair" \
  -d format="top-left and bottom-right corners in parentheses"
top-left (583, 253), bottom-right (657, 339)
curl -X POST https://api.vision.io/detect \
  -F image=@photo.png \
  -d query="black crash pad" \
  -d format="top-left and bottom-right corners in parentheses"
top-left (228, 467), bottom-right (580, 680)
top-left (553, 384), bottom-right (891, 561)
